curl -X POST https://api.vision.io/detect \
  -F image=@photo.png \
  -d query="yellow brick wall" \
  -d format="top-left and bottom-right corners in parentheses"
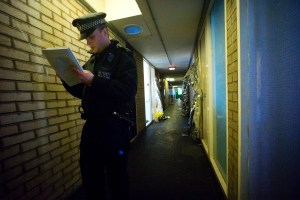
top-left (226, 0), bottom-right (239, 199)
top-left (0, 0), bottom-right (145, 199)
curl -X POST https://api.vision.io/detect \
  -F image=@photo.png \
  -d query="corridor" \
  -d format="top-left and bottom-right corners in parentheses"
top-left (128, 100), bottom-right (225, 200)
top-left (1, 1), bottom-right (299, 199)
top-left (69, 100), bottom-right (226, 200)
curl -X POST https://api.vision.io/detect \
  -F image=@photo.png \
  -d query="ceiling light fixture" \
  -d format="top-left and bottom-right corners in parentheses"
top-left (166, 78), bottom-right (175, 81)
top-left (168, 66), bottom-right (176, 70)
top-left (124, 24), bottom-right (142, 35)
top-left (104, 0), bottom-right (142, 21)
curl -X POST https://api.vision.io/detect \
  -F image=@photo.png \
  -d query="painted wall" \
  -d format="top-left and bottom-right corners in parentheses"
top-left (240, 0), bottom-right (300, 199)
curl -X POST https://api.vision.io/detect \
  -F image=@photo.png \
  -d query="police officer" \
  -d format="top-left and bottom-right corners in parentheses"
top-left (62, 12), bottom-right (137, 200)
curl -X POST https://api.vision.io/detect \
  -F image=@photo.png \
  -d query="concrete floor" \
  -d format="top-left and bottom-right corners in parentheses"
top-left (69, 100), bottom-right (226, 200)
top-left (128, 100), bottom-right (225, 200)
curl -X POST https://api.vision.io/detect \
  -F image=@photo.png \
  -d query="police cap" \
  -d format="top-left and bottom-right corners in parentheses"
top-left (72, 12), bottom-right (107, 40)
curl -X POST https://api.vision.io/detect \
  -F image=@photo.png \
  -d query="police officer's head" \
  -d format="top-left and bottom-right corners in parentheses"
top-left (72, 12), bottom-right (111, 54)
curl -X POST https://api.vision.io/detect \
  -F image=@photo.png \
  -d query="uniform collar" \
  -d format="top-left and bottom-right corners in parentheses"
top-left (89, 40), bottom-right (119, 56)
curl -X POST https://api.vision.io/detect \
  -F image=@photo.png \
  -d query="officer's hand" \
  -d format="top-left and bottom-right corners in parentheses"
top-left (73, 67), bottom-right (94, 85)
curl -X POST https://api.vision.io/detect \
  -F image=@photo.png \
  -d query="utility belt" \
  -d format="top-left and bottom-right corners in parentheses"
top-left (112, 111), bottom-right (134, 126)
top-left (79, 106), bottom-right (134, 126)
top-left (80, 105), bottom-right (137, 140)
top-left (113, 111), bottom-right (137, 140)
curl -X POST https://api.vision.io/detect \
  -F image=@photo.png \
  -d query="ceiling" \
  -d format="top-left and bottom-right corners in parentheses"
top-left (106, 0), bottom-right (205, 85)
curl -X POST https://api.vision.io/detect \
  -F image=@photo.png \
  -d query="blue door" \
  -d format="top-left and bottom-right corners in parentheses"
top-left (211, 0), bottom-right (227, 178)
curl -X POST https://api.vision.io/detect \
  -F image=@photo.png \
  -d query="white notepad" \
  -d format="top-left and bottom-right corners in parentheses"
top-left (42, 47), bottom-right (83, 86)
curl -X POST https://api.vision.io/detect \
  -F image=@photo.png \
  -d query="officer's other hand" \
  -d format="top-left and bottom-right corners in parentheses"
top-left (73, 67), bottom-right (94, 85)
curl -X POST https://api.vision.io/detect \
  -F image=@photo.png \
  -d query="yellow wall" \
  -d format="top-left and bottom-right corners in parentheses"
top-left (226, 0), bottom-right (239, 199)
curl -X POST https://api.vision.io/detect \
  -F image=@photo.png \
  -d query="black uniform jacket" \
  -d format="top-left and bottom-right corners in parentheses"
top-left (62, 40), bottom-right (137, 149)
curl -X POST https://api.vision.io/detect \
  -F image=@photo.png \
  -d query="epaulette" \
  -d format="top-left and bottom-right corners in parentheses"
top-left (116, 43), bottom-right (133, 57)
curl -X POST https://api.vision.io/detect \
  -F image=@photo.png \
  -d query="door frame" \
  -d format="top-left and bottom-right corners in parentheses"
top-left (143, 59), bottom-right (152, 126)
top-left (198, 0), bottom-right (228, 194)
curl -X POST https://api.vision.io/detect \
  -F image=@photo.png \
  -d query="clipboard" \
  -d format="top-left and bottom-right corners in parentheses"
top-left (42, 47), bottom-right (83, 86)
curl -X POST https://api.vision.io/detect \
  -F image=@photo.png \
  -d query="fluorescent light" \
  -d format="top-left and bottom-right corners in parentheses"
top-left (105, 0), bottom-right (142, 21)
top-left (83, 0), bottom-right (105, 12)
top-left (84, 0), bottom-right (142, 21)
top-left (168, 65), bottom-right (176, 70)
top-left (166, 78), bottom-right (175, 81)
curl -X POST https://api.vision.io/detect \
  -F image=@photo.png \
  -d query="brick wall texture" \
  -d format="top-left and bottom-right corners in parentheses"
top-left (226, 0), bottom-right (239, 199)
top-left (0, 0), bottom-right (145, 199)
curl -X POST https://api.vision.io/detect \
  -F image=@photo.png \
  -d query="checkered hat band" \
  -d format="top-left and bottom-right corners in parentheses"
top-left (77, 18), bottom-right (105, 31)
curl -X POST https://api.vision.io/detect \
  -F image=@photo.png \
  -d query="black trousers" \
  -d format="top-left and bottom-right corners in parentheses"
top-left (80, 144), bottom-right (129, 200)
top-left (80, 119), bottom-right (130, 200)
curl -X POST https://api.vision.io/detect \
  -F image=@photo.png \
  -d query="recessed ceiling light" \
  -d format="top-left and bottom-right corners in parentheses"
top-left (166, 78), bottom-right (175, 81)
top-left (86, 0), bottom-right (141, 21)
top-left (168, 66), bottom-right (176, 70)
top-left (124, 25), bottom-right (142, 35)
